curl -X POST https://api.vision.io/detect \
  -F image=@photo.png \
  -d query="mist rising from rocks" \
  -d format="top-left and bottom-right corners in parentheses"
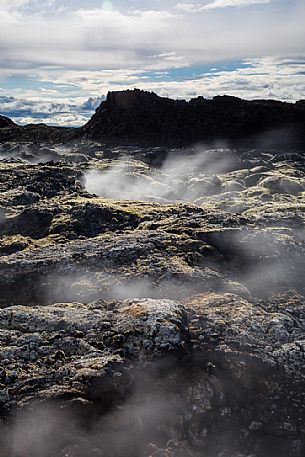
top-left (1, 363), bottom-right (188, 457)
top-left (84, 147), bottom-right (238, 202)
top-left (1, 140), bottom-right (305, 457)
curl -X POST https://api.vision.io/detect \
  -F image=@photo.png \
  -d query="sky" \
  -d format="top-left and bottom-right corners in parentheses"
top-left (0, 0), bottom-right (304, 126)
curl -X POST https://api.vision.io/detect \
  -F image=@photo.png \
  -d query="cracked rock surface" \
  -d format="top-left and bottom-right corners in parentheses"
top-left (0, 142), bottom-right (305, 457)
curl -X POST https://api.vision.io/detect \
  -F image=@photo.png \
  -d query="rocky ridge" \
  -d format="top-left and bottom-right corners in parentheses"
top-left (81, 90), bottom-right (305, 146)
top-left (1, 90), bottom-right (305, 146)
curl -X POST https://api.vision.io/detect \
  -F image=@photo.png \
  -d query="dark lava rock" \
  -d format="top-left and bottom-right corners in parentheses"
top-left (0, 143), bottom-right (305, 457)
top-left (1, 90), bottom-right (305, 147)
top-left (1, 293), bottom-right (305, 457)
top-left (49, 202), bottom-right (140, 238)
top-left (0, 206), bottom-right (55, 239)
top-left (0, 115), bottom-right (17, 129)
top-left (0, 122), bottom-right (72, 143)
top-left (80, 89), bottom-right (305, 146)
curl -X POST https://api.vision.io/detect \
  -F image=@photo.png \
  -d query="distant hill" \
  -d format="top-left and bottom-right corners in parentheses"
top-left (1, 89), bottom-right (305, 146)
top-left (0, 117), bottom-right (72, 143)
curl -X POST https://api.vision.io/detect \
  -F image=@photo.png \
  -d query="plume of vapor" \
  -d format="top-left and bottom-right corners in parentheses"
top-left (84, 147), bottom-right (238, 202)
top-left (1, 363), bottom-right (187, 457)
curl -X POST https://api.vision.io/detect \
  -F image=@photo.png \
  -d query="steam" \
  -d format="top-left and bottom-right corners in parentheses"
top-left (30, 268), bottom-right (224, 306)
top-left (1, 142), bottom-right (305, 457)
top-left (209, 227), bottom-right (305, 297)
top-left (29, 225), bottom-right (305, 306)
top-left (0, 142), bottom-right (91, 165)
top-left (85, 147), bottom-right (239, 202)
top-left (1, 364), bottom-right (187, 457)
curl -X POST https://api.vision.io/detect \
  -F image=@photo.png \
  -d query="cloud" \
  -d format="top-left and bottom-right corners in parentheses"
top-left (17, 112), bottom-right (89, 126)
top-left (0, 0), bottom-right (305, 125)
top-left (80, 95), bottom-right (106, 110)
top-left (0, 0), bottom-right (56, 18)
top-left (177, 0), bottom-right (271, 12)
top-left (1, 57), bottom-right (305, 126)
top-left (0, 6), bottom-right (182, 71)
top-left (0, 94), bottom-right (105, 126)
top-left (0, 1), bottom-right (304, 72)
top-left (0, 96), bottom-right (15, 103)
top-left (0, 0), bottom-right (30, 11)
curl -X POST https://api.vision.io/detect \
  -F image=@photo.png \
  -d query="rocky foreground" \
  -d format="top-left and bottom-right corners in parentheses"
top-left (0, 141), bottom-right (305, 456)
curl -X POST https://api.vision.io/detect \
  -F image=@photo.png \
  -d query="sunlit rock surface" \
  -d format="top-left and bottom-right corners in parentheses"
top-left (0, 142), bottom-right (305, 456)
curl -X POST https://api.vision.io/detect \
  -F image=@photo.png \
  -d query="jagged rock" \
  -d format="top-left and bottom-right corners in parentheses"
top-left (80, 90), bottom-right (305, 146)
top-left (49, 201), bottom-right (140, 237)
top-left (0, 293), bottom-right (305, 457)
top-left (259, 175), bottom-right (304, 194)
top-left (0, 123), bottom-right (72, 143)
top-left (0, 115), bottom-right (17, 129)
top-left (0, 143), bottom-right (305, 456)
top-left (0, 90), bottom-right (305, 146)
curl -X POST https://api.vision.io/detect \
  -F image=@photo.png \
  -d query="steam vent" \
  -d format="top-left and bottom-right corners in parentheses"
top-left (1, 90), bottom-right (305, 457)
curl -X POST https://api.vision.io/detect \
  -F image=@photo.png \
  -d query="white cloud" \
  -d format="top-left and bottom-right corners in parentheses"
top-left (0, 6), bottom-right (182, 71)
top-left (0, 0), bottom-right (305, 125)
top-left (2, 57), bottom-right (305, 126)
top-left (0, 93), bottom-right (106, 126)
top-left (0, 0), bottom-right (30, 11)
top-left (144, 57), bottom-right (305, 102)
top-left (15, 112), bottom-right (88, 127)
top-left (177, 0), bottom-right (271, 12)
top-left (0, 0), bottom-right (305, 70)
top-left (0, 1), bottom-right (304, 73)
top-left (0, 0), bottom-right (55, 13)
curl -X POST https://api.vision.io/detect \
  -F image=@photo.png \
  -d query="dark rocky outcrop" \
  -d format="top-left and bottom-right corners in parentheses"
top-left (0, 115), bottom-right (17, 129)
top-left (80, 90), bottom-right (305, 146)
top-left (1, 90), bottom-right (305, 146)
top-left (0, 121), bottom-right (72, 143)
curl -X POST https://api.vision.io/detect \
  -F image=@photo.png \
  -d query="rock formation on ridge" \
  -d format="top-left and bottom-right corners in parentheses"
top-left (1, 89), bottom-right (305, 146)
top-left (81, 90), bottom-right (305, 145)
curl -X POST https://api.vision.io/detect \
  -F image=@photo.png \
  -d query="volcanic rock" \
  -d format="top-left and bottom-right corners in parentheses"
top-left (0, 115), bottom-right (17, 129)
top-left (0, 141), bottom-right (305, 456)
top-left (80, 89), bottom-right (305, 146)
top-left (1, 90), bottom-right (305, 146)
